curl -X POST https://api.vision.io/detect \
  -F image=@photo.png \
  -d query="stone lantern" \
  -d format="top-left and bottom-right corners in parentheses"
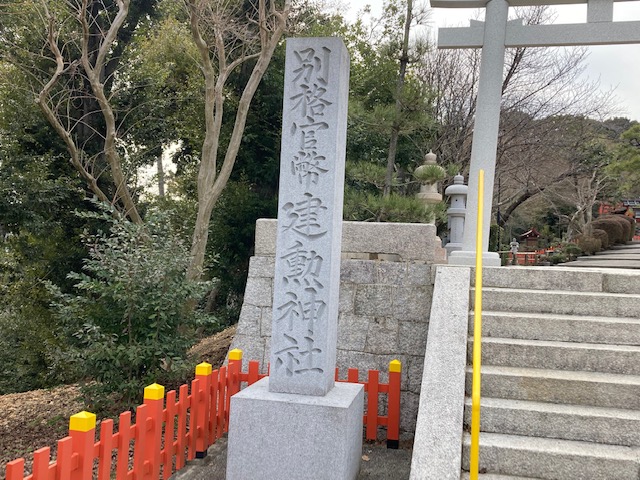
top-left (445, 173), bottom-right (468, 255)
top-left (414, 150), bottom-right (445, 224)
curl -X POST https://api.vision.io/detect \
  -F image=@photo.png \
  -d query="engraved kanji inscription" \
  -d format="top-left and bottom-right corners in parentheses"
top-left (291, 150), bottom-right (328, 186)
top-left (274, 333), bottom-right (323, 377)
top-left (292, 47), bottom-right (330, 85)
top-left (282, 193), bottom-right (327, 239)
top-left (290, 47), bottom-right (333, 123)
top-left (275, 290), bottom-right (326, 334)
top-left (281, 240), bottom-right (324, 289)
top-left (290, 84), bottom-right (331, 121)
top-left (290, 121), bottom-right (330, 186)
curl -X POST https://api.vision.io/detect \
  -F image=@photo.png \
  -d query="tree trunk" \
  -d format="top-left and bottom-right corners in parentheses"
top-left (157, 157), bottom-right (165, 197)
top-left (186, 0), bottom-right (290, 281)
top-left (384, 0), bottom-right (412, 197)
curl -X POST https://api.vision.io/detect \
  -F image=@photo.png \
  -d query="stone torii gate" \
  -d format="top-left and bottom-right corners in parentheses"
top-left (432, 0), bottom-right (640, 266)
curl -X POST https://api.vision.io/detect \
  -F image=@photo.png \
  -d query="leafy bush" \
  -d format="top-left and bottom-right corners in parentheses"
top-left (603, 215), bottom-right (631, 242)
top-left (617, 214), bottom-right (636, 241)
top-left (344, 190), bottom-right (446, 224)
top-left (0, 234), bottom-right (86, 394)
top-left (592, 228), bottom-right (610, 250)
top-left (547, 242), bottom-right (582, 264)
top-left (205, 179), bottom-right (277, 325)
top-left (49, 208), bottom-right (217, 413)
top-left (561, 243), bottom-right (583, 260)
top-left (576, 235), bottom-right (602, 255)
top-left (592, 217), bottom-right (625, 245)
top-left (549, 253), bottom-right (567, 264)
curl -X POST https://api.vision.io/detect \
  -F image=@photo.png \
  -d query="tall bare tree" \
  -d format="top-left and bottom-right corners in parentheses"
top-left (185, 0), bottom-right (291, 280)
top-left (0, 0), bottom-right (157, 223)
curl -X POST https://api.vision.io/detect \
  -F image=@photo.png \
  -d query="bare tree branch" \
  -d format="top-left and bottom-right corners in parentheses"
top-left (185, 0), bottom-right (291, 280)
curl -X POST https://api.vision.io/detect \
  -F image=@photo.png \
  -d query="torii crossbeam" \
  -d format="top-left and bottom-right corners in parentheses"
top-left (434, 0), bottom-right (640, 266)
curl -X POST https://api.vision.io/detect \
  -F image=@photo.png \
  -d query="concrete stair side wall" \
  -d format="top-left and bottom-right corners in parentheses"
top-left (409, 266), bottom-right (471, 480)
top-left (229, 219), bottom-right (445, 439)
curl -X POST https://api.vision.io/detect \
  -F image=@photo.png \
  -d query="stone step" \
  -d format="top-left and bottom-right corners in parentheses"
top-left (461, 432), bottom-right (640, 480)
top-left (470, 311), bottom-right (640, 345)
top-left (463, 397), bottom-right (640, 447)
top-left (465, 365), bottom-right (640, 410)
top-left (461, 473), bottom-right (542, 479)
top-left (468, 337), bottom-right (640, 375)
top-left (475, 287), bottom-right (640, 318)
top-left (475, 266), bottom-right (640, 295)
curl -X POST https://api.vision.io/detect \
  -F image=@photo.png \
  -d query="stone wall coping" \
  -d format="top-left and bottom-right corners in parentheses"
top-left (256, 218), bottom-right (443, 262)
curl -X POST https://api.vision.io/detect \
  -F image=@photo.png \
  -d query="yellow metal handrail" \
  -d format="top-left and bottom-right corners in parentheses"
top-left (469, 169), bottom-right (484, 479)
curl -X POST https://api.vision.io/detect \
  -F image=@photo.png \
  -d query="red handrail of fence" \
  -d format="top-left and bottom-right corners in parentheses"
top-left (4, 350), bottom-right (401, 479)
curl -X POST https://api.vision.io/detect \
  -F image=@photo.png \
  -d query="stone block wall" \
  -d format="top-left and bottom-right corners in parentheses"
top-left (228, 219), bottom-right (444, 439)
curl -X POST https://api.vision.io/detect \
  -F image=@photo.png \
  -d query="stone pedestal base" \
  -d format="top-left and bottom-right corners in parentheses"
top-left (448, 249), bottom-right (502, 267)
top-left (226, 378), bottom-right (364, 480)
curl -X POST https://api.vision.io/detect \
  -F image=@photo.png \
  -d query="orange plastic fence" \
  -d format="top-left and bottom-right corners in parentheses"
top-left (5, 353), bottom-right (401, 479)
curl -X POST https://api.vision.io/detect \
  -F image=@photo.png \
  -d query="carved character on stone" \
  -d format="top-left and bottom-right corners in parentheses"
top-left (274, 333), bottom-right (323, 377)
top-left (281, 240), bottom-right (324, 289)
top-left (283, 193), bottom-right (327, 238)
top-left (292, 47), bottom-right (330, 85)
top-left (276, 291), bottom-right (326, 333)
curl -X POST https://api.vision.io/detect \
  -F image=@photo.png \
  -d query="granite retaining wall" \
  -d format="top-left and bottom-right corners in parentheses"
top-left (228, 219), bottom-right (445, 439)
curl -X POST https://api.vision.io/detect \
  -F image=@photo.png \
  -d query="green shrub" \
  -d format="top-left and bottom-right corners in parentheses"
top-left (592, 217), bottom-right (624, 244)
top-left (489, 224), bottom-right (505, 252)
top-left (0, 241), bottom-right (84, 394)
top-left (343, 190), bottom-right (446, 224)
top-left (576, 235), bottom-right (602, 255)
top-left (49, 208), bottom-right (217, 413)
top-left (617, 214), bottom-right (636, 241)
top-left (549, 242), bottom-right (582, 263)
top-left (603, 215), bottom-right (631, 242)
top-left (591, 228), bottom-right (609, 250)
top-left (562, 243), bottom-right (583, 260)
top-left (205, 179), bottom-right (277, 325)
top-left (549, 253), bottom-right (567, 264)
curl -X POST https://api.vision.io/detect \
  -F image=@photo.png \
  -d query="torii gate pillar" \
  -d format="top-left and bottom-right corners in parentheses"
top-left (434, 0), bottom-right (640, 266)
top-left (448, 0), bottom-right (508, 267)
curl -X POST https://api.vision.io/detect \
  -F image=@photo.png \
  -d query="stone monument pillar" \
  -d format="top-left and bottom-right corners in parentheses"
top-left (226, 38), bottom-right (364, 480)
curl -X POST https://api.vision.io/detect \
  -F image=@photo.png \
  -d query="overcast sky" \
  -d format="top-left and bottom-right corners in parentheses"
top-left (344, 1), bottom-right (640, 121)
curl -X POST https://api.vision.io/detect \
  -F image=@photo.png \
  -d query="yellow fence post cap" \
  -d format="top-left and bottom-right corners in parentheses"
top-left (144, 383), bottom-right (165, 401)
top-left (196, 362), bottom-right (213, 376)
top-left (69, 411), bottom-right (96, 432)
top-left (389, 359), bottom-right (402, 373)
top-left (229, 349), bottom-right (243, 361)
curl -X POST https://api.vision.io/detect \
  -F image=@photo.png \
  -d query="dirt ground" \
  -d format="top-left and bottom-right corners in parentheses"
top-left (0, 326), bottom-right (236, 478)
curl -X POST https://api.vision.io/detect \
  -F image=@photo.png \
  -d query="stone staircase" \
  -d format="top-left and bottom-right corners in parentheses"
top-left (461, 267), bottom-right (640, 479)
